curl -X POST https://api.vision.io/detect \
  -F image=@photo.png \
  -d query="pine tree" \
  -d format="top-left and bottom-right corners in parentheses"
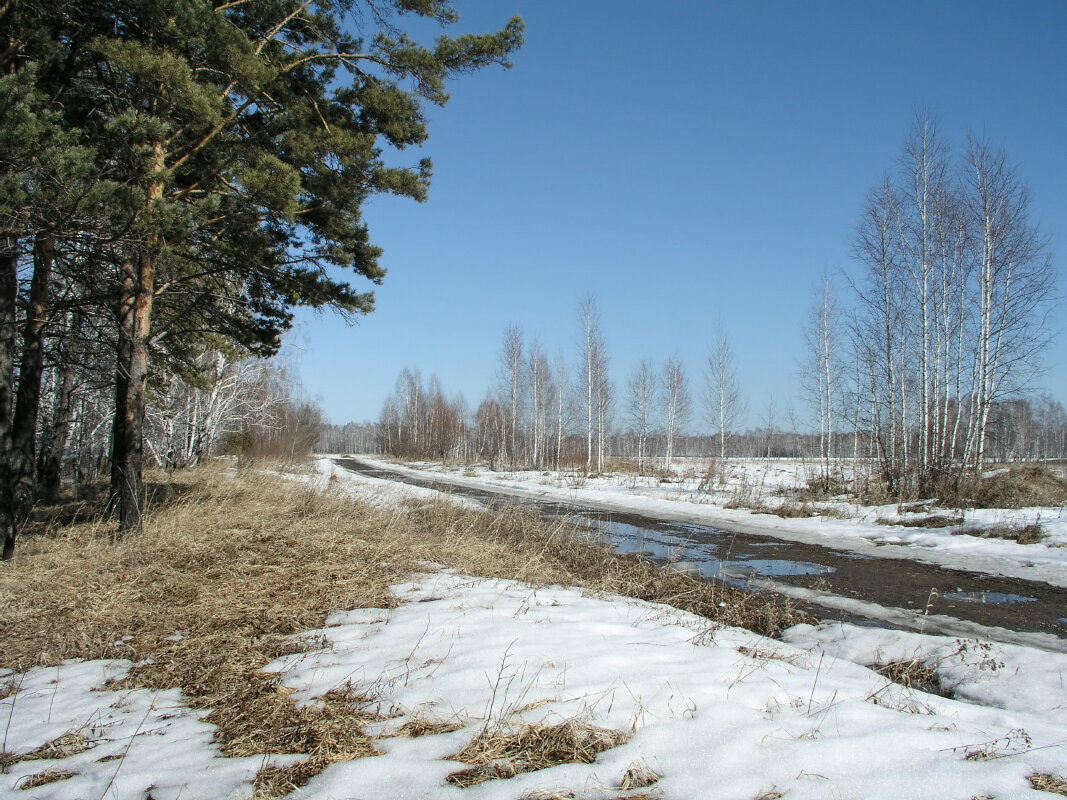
top-left (0, 0), bottom-right (523, 553)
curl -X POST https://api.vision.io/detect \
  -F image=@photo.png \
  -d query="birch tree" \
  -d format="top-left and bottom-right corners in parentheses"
top-left (577, 296), bottom-right (608, 475)
top-left (662, 356), bottom-right (690, 474)
top-left (705, 323), bottom-right (745, 464)
top-left (627, 359), bottom-right (657, 473)
top-left (528, 339), bottom-right (552, 468)
top-left (802, 276), bottom-right (843, 490)
top-left (498, 324), bottom-right (525, 467)
top-left (963, 137), bottom-right (1055, 470)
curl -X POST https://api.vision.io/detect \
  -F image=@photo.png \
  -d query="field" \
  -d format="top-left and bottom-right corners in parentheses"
top-left (1, 460), bottom-right (1065, 799)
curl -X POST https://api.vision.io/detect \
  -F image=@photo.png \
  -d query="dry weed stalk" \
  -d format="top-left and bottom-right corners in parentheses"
top-left (619, 757), bottom-right (661, 789)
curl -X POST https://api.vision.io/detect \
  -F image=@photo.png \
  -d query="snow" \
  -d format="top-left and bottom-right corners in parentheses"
top-left (3, 460), bottom-right (1065, 798)
top-left (346, 456), bottom-right (1067, 589)
top-left (4, 571), bottom-right (1065, 799)
top-left (0, 660), bottom-right (293, 799)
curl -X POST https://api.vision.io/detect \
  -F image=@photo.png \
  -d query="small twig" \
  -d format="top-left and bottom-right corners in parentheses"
top-left (98, 691), bottom-right (159, 800)
top-left (807, 651), bottom-right (824, 715)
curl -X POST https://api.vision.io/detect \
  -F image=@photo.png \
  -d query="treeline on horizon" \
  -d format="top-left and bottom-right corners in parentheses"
top-left (339, 114), bottom-right (1061, 496)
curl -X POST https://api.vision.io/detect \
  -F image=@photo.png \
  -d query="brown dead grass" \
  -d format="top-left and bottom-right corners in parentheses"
top-left (1031, 773), bottom-right (1067, 796)
top-left (972, 466), bottom-right (1067, 509)
top-left (874, 658), bottom-right (947, 696)
top-left (876, 513), bottom-right (964, 529)
top-left (390, 715), bottom-right (464, 738)
top-left (619, 758), bottom-right (661, 790)
top-left (445, 719), bottom-right (628, 787)
top-left (0, 461), bottom-right (806, 796)
top-left (16, 768), bottom-right (78, 790)
top-left (18, 732), bottom-right (95, 761)
top-left (954, 522), bottom-right (1046, 545)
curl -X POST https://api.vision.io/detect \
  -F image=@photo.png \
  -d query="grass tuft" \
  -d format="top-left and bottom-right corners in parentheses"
top-left (619, 758), bottom-right (661, 790)
top-left (1030, 773), bottom-right (1067, 796)
top-left (874, 658), bottom-right (946, 696)
top-left (391, 715), bottom-right (464, 738)
top-left (954, 522), bottom-right (1045, 545)
top-left (972, 466), bottom-right (1067, 509)
top-left (19, 732), bottom-right (95, 762)
top-left (16, 768), bottom-right (78, 789)
top-left (445, 719), bottom-right (627, 787)
top-left (876, 513), bottom-right (964, 529)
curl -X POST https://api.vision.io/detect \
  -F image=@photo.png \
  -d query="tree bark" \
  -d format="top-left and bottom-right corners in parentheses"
top-left (0, 237), bottom-right (18, 559)
top-left (11, 233), bottom-right (54, 513)
top-left (37, 318), bottom-right (80, 501)
top-left (111, 246), bottom-right (156, 533)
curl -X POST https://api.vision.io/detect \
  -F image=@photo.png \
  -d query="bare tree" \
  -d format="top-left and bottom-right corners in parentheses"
top-left (850, 118), bottom-right (1056, 492)
top-left (962, 137), bottom-right (1055, 471)
top-left (576, 296), bottom-right (608, 475)
top-left (802, 275), bottom-right (844, 490)
top-left (498, 324), bottom-right (525, 467)
top-left (528, 338), bottom-right (552, 468)
top-left (627, 358), bottom-right (657, 473)
top-left (705, 322), bottom-right (745, 464)
top-left (662, 356), bottom-right (690, 474)
top-left (553, 352), bottom-right (570, 469)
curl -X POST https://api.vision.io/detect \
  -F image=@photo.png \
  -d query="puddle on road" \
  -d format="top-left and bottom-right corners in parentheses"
top-left (724, 559), bottom-right (836, 577)
top-left (332, 460), bottom-right (1067, 642)
top-left (944, 591), bottom-right (1038, 605)
top-left (575, 514), bottom-right (836, 586)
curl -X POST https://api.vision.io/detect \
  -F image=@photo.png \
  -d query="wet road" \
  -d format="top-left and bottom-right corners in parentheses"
top-left (334, 458), bottom-right (1067, 650)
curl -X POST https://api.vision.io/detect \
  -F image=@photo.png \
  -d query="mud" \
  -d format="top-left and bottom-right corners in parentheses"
top-left (334, 459), bottom-right (1067, 646)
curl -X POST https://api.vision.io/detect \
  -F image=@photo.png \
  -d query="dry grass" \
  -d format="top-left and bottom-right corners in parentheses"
top-left (18, 732), bottom-right (95, 761)
top-left (619, 758), bottom-right (661, 790)
top-left (874, 658), bottom-right (946, 696)
top-left (972, 466), bottom-right (1067, 509)
top-left (1031, 773), bottom-right (1067, 796)
top-left (16, 768), bottom-right (78, 790)
top-left (876, 513), bottom-right (964, 529)
top-left (1, 461), bottom-right (807, 796)
top-left (954, 522), bottom-right (1046, 545)
top-left (445, 719), bottom-right (628, 787)
top-left (390, 715), bottom-right (464, 738)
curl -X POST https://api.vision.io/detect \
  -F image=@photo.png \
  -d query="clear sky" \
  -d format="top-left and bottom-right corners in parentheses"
top-left (292, 0), bottom-right (1067, 429)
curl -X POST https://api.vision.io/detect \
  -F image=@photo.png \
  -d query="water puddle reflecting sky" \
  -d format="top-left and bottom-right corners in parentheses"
top-left (944, 591), bottom-right (1038, 605)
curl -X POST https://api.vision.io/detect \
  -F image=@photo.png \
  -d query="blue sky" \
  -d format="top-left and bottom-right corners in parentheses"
top-left (293, 0), bottom-right (1067, 429)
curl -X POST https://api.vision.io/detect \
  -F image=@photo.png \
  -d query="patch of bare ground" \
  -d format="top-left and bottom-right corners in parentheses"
top-left (1, 461), bottom-right (806, 796)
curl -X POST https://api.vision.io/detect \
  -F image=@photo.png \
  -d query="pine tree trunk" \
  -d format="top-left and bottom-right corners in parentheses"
top-left (11, 234), bottom-right (54, 514)
top-left (0, 238), bottom-right (18, 560)
top-left (110, 141), bottom-right (163, 534)
top-left (37, 310), bottom-right (82, 499)
top-left (111, 246), bottom-right (156, 534)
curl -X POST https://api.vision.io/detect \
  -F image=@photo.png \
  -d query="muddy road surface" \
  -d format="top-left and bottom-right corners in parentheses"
top-left (334, 458), bottom-right (1067, 651)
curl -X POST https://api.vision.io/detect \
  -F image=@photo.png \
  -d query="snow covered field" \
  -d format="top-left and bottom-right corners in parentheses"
top-left (2, 461), bottom-right (1065, 799)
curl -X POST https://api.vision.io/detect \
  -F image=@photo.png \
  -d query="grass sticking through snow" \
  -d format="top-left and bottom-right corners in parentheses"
top-left (1030, 773), bottom-right (1067, 796)
top-left (954, 522), bottom-right (1046, 545)
top-left (1, 460), bottom-right (807, 796)
top-left (445, 719), bottom-right (628, 787)
top-left (16, 768), bottom-right (78, 790)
